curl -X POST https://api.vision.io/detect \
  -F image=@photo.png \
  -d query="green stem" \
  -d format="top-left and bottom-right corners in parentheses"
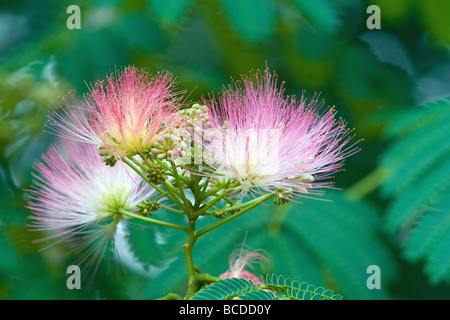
top-left (197, 192), bottom-right (276, 237)
top-left (159, 204), bottom-right (185, 214)
top-left (169, 161), bottom-right (193, 212)
top-left (196, 192), bottom-right (228, 216)
top-left (222, 196), bottom-right (236, 206)
top-left (183, 219), bottom-right (199, 300)
top-left (158, 159), bottom-right (190, 185)
top-left (189, 167), bottom-right (203, 209)
top-left (154, 192), bottom-right (169, 202)
top-left (118, 208), bottom-right (187, 231)
top-left (196, 183), bottom-right (239, 216)
top-left (128, 156), bottom-right (150, 173)
top-left (161, 180), bottom-right (189, 212)
top-left (219, 195), bottom-right (269, 213)
top-left (198, 176), bottom-right (210, 201)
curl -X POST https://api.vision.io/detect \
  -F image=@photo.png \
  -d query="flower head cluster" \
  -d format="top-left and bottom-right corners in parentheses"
top-left (27, 140), bottom-right (155, 277)
top-left (198, 69), bottom-right (359, 199)
top-left (47, 66), bottom-right (182, 159)
top-left (27, 65), bottom-right (360, 287)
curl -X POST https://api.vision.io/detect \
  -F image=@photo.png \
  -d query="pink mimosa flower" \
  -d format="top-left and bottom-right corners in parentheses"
top-left (199, 69), bottom-right (359, 199)
top-left (27, 140), bottom-right (155, 279)
top-left (219, 243), bottom-right (268, 285)
top-left (47, 66), bottom-right (182, 158)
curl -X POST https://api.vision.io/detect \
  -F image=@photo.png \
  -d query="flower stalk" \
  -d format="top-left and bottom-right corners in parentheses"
top-left (118, 208), bottom-right (187, 231)
top-left (183, 219), bottom-right (199, 300)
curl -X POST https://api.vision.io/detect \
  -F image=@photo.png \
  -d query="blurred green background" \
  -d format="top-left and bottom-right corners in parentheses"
top-left (2, 0), bottom-right (450, 300)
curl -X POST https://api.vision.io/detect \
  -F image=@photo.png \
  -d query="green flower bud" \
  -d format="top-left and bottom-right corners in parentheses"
top-left (136, 199), bottom-right (160, 216)
top-left (99, 147), bottom-right (117, 167)
top-left (213, 208), bottom-right (227, 219)
top-left (146, 164), bottom-right (167, 185)
top-left (273, 188), bottom-right (293, 206)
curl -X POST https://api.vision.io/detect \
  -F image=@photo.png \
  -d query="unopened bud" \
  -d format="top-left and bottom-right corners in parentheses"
top-left (146, 164), bottom-right (167, 185)
top-left (213, 209), bottom-right (227, 219)
top-left (136, 199), bottom-right (160, 216)
top-left (299, 174), bottom-right (314, 183)
top-left (101, 154), bottom-right (117, 167)
top-left (273, 188), bottom-right (293, 206)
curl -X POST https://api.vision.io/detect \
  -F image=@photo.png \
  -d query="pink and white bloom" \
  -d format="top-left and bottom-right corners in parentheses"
top-left (47, 66), bottom-right (182, 158)
top-left (27, 140), bottom-right (155, 278)
top-left (219, 244), bottom-right (268, 285)
top-left (198, 70), bottom-right (359, 199)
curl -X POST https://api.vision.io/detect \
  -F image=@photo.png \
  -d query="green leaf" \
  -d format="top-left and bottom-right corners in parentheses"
top-left (381, 101), bottom-right (450, 232)
top-left (191, 274), bottom-right (342, 300)
top-left (403, 196), bottom-right (450, 284)
top-left (385, 156), bottom-right (450, 233)
top-left (261, 273), bottom-right (343, 300)
top-left (379, 100), bottom-right (450, 285)
top-left (425, 229), bottom-right (450, 284)
top-left (379, 111), bottom-right (450, 198)
top-left (191, 277), bottom-right (259, 300)
top-left (360, 31), bottom-right (414, 77)
top-left (239, 289), bottom-right (278, 300)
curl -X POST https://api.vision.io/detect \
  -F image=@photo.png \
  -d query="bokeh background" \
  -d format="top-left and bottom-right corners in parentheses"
top-left (1, 0), bottom-right (450, 300)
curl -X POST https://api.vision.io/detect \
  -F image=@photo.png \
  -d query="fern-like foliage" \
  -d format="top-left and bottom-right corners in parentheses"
top-left (262, 274), bottom-right (343, 300)
top-left (191, 274), bottom-right (343, 300)
top-left (378, 100), bottom-right (450, 284)
top-left (191, 278), bottom-right (262, 300)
